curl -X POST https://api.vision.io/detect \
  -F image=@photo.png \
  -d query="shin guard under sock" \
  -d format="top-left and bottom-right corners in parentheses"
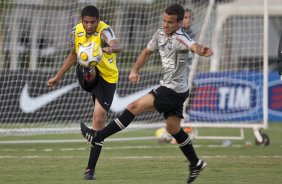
top-left (172, 129), bottom-right (199, 166)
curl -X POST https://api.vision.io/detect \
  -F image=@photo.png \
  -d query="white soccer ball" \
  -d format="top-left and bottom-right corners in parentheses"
top-left (155, 127), bottom-right (172, 143)
top-left (77, 42), bottom-right (103, 67)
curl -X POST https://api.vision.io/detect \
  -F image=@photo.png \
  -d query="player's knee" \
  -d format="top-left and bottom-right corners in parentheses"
top-left (166, 126), bottom-right (181, 135)
top-left (127, 101), bottom-right (140, 115)
top-left (166, 120), bottom-right (181, 135)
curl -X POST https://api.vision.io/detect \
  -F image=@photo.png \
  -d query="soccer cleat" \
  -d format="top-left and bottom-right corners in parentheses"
top-left (80, 122), bottom-right (97, 147)
top-left (84, 168), bottom-right (96, 180)
top-left (187, 160), bottom-right (207, 184)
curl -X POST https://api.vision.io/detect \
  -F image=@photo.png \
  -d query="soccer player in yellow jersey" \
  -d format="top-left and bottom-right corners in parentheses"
top-left (47, 5), bottom-right (122, 180)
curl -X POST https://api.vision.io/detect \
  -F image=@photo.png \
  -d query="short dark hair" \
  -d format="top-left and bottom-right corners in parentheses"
top-left (184, 8), bottom-right (192, 13)
top-left (165, 4), bottom-right (184, 21)
top-left (81, 5), bottom-right (99, 19)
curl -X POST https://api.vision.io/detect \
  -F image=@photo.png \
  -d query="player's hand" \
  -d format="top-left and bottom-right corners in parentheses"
top-left (47, 77), bottom-right (59, 87)
top-left (201, 47), bottom-right (213, 57)
top-left (128, 70), bottom-right (140, 84)
top-left (102, 47), bottom-right (112, 55)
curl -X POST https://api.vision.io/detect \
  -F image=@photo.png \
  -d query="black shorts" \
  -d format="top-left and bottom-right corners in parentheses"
top-left (149, 86), bottom-right (189, 119)
top-left (76, 64), bottom-right (116, 112)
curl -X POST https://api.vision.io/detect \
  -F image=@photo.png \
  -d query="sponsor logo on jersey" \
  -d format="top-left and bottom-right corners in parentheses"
top-left (78, 32), bottom-right (84, 37)
top-left (108, 58), bottom-right (114, 63)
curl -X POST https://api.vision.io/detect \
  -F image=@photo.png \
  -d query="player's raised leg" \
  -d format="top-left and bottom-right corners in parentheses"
top-left (81, 108), bottom-right (135, 146)
top-left (81, 93), bottom-right (155, 146)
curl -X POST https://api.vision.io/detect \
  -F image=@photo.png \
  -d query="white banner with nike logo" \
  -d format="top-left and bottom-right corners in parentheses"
top-left (0, 71), bottom-right (162, 123)
top-left (20, 82), bottom-right (158, 113)
top-left (20, 82), bottom-right (79, 113)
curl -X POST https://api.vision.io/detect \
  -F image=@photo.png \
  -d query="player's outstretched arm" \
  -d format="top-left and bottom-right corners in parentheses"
top-left (102, 39), bottom-right (122, 55)
top-left (190, 43), bottom-right (213, 57)
top-left (129, 47), bottom-right (152, 83)
top-left (47, 49), bottom-right (77, 87)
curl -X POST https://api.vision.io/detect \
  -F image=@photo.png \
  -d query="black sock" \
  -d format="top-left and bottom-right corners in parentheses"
top-left (172, 129), bottom-right (199, 166)
top-left (96, 109), bottom-right (135, 141)
top-left (86, 141), bottom-right (104, 171)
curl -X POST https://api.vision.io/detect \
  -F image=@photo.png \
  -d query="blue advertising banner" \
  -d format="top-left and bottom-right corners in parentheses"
top-left (268, 72), bottom-right (282, 121)
top-left (189, 71), bottom-right (263, 122)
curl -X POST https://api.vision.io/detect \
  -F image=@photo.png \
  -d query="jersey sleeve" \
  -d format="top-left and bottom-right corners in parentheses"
top-left (147, 30), bottom-right (159, 51)
top-left (176, 33), bottom-right (196, 50)
top-left (69, 26), bottom-right (76, 51)
top-left (100, 27), bottom-right (117, 45)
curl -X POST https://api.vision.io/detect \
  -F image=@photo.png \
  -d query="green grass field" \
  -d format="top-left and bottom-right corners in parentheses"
top-left (0, 123), bottom-right (282, 184)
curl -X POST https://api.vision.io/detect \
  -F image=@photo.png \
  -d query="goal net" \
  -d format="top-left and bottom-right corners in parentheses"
top-left (0, 0), bottom-right (271, 135)
top-left (184, 0), bottom-right (274, 141)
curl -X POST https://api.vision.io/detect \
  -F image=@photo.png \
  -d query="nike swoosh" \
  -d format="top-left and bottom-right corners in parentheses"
top-left (111, 85), bottom-right (158, 112)
top-left (20, 82), bottom-right (79, 113)
top-left (20, 81), bottom-right (158, 113)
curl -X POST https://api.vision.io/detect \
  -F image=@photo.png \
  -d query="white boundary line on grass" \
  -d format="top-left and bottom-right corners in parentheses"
top-left (0, 136), bottom-right (271, 148)
top-left (1, 155), bottom-right (282, 159)
top-left (0, 136), bottom-right (156, 144)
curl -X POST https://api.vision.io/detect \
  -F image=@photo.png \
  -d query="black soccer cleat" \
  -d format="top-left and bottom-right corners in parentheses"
top-left (187, 160), bottom-right (207, 184)
top-left (84, 168), bottom-right (96, 180)
top-left (80, 122), bottom-right (97, 147)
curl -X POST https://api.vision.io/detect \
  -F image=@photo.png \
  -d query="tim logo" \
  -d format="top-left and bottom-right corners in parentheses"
top-left (268, 80), bottom-right (282, 116)
top-left (190, 77), bottom-right (260, 120)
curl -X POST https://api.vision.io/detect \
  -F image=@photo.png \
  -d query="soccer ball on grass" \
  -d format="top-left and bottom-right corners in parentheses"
top-left (155, 127), bottom-right (172, 143)
top-left (77, 42), bottom-right (102, 67)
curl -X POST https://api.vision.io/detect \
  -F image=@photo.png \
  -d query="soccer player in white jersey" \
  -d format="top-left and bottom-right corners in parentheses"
top-left (80, 3), bottom-right (213, 184)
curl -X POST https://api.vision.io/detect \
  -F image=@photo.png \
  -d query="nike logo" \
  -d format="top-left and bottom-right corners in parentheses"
top-left (20, 82), bottom-right (158, 113)
top-left (111, 85), bottom-right (158, 112)
top-left (20, 82), bottom-right (79, 113)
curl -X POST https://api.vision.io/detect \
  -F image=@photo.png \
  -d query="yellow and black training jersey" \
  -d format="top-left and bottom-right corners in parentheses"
top-left (71, 21), bottom-right (118, 83)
